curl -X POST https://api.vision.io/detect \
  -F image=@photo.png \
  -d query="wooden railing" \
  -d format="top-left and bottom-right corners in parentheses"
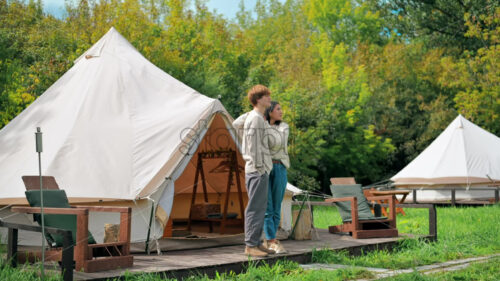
top-left (409, 188), bottom-right (499, 206)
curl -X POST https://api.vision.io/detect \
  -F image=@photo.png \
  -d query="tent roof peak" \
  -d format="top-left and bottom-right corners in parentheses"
top-left (74, 26), bottom-right (139, 63)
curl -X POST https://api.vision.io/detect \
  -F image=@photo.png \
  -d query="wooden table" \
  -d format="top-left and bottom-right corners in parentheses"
top-left (369, 190), bottom-right (410, 216)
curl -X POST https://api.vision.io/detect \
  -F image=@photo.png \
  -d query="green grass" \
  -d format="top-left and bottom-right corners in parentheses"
top-left (297, 203), bottom-right (431, 236)
top-left (308, 205), bottom-right (430, 235)
top-left (119, 260), bottom-right (374, 281)
top-left (0, 263), bottom-right (61, 281)
top-left (380, 257), bottom-right (500, 281)
top-left (116, 256), bottom-right (500, 281)
top-left (0, 237), bottom-right (61, 280)
top-left (310, 205), bottom-right (500, 269)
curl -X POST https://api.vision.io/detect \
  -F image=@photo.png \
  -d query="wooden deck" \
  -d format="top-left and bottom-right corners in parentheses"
top-left (73, 229), bottom-right (412, 280)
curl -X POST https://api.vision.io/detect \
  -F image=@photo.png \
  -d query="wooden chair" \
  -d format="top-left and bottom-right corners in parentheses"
top-left (11, 176), bottom-right (133, 273)
top-left (330, 177), bottom-right (356, 185)
top-left (326, 178), bottom-right (398, 239)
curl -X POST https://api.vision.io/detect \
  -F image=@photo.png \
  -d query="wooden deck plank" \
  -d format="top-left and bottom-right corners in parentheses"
top-left (72, 229), bottom-right (411, 280)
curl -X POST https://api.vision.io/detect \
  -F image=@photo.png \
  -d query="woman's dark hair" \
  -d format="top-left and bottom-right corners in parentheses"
top-left (265, 101), bottom-right (281, 125)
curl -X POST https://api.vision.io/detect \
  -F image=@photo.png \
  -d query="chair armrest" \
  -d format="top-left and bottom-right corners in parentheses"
top-left (11, 206), bottom-right (88, 215)
top-left (366, 195), bottom-right (394, 202)
top-left (75, 206), bottom-right (131, 213)
top-left (325, 197), bottom-right (356, 203)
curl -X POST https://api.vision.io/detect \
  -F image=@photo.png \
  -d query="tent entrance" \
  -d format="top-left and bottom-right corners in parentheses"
top-left (164, 114), bottom-right (248, 241)
top-left (185, 150), bottom-right (245, 235)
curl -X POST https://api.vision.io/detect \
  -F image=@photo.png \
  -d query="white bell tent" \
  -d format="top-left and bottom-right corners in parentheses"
top-left (0, 27), bottom-right (301, 250)
top-left (391, 115), bottom-right (500, 201)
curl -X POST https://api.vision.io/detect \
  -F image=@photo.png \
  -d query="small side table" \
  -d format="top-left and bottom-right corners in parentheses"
top-left (369, 190), bottom-right (410, 216)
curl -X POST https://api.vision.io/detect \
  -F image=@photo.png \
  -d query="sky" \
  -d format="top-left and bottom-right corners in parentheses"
top-left (43, 0), bottom-right (264, 20)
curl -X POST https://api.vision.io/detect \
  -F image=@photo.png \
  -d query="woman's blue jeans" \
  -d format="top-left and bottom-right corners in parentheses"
top-left (264, 162), bottom-right (287, 240)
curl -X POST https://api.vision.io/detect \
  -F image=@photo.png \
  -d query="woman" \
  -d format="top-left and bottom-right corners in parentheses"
top-left (263, 101), bottom-right (290, 254)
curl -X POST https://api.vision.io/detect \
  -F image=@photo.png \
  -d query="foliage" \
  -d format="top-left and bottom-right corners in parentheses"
top-left (379, 0), bottom-right (500, 52)
top-left (441, 8), bottom-right (500, 135)
top-left (305, 0), bottom-right (384, 47)
top-left (0, 0), bottom-right (499, 191)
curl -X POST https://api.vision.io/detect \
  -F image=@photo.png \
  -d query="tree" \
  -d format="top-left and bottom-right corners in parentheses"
top-left (0, 0), bottom-right (70, 128)
top-left (305, 0), bottom-right (385, 47)
top-left (380, 0), bottom-right (499, 52)
top-left (440, 8), bottom-right (500, 134)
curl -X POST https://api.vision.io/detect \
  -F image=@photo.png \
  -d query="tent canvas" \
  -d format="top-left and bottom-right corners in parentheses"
top-left (0, 27), bottom-right (301, 250)
top-left (391, 115), bottom-right (500, 201)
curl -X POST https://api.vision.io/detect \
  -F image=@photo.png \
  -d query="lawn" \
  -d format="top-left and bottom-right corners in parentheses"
top-left (1, 205), bottom-right (499, 280)
top-left (378, 256), bottom-right (500, 281)
top-left (310, 204), bottom-right (500, 269)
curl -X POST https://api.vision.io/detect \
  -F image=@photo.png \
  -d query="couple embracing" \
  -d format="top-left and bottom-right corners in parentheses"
top-left (233, 85), bottom-right (290, 257)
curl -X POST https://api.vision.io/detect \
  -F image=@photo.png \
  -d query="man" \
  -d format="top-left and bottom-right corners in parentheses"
top-left (234, 85), bottom-right (274, 257)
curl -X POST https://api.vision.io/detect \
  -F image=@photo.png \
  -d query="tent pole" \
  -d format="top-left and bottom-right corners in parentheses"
top-left (145, 200), bottom-right (154, 254)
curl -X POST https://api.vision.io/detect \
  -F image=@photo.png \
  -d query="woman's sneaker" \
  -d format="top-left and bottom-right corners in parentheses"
top-left (258, 243), bottom-right (276, 254)
top-left (269, 240), bottom-right (288, 254)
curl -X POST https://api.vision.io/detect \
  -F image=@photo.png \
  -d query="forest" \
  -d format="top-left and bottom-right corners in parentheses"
top-left (1, 0), bottom-right (498, 193)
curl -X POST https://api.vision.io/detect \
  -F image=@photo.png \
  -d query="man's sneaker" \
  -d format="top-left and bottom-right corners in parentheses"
top-left (258, 243), bottom-right (276, 254)
top-left (269, 240), bottom-right (288, 254)
top-left (245, 246), bottom-right (268, 257)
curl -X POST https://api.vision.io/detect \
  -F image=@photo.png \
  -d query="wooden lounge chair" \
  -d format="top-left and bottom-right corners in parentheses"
top-left (11, 176), bottom-right (133, 273)
top-left (326, 178), bottom-right (398, 239)
top-left (330, 177), bottom-right (356, 185)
